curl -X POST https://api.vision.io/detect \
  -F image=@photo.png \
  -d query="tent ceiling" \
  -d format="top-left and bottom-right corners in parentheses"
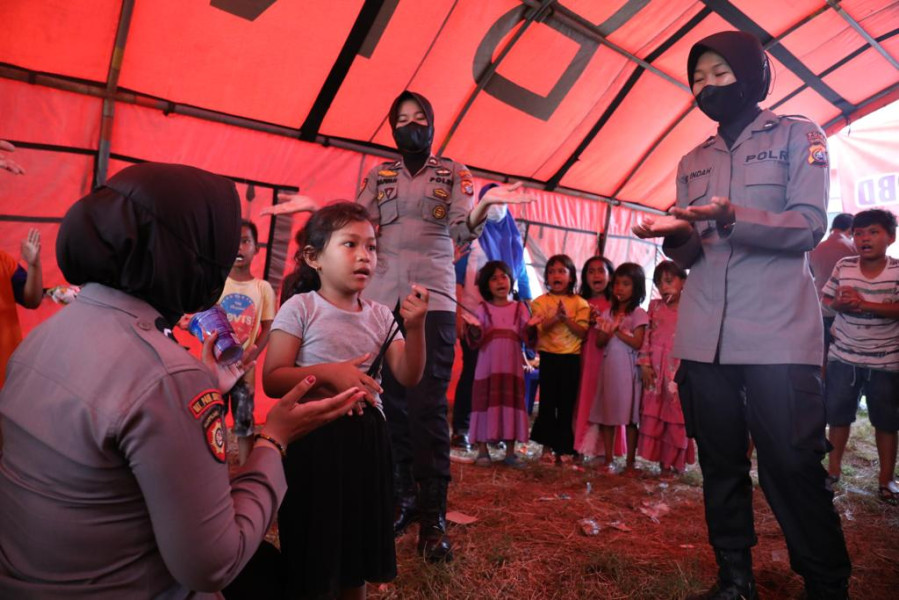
top-left (1, 0), bottom-right (898, 212)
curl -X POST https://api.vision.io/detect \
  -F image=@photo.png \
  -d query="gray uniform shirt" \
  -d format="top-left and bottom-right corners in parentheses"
top-left (0, 284), bottom-right (286, 599)
top-left (357, 156), bottom-right (484, 312)
top-left (664, 110), bottom-right (828, 365)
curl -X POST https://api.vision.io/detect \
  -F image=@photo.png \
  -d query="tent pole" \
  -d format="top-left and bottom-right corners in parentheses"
top-left (598, 202), bottom-right (613, 256)
top-left (95, 0), bottom-right (136, 187)
top-left (825, 0), bottom-right (899, 70)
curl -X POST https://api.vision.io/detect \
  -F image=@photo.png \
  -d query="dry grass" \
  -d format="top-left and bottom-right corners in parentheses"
top-left (231, 411), bottom-right (899, 599)
top-left (370, 418), bottom-right (898, 600)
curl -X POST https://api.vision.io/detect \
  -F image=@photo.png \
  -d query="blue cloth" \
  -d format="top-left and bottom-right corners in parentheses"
top-left (479, 212), bottom-right (531, 300)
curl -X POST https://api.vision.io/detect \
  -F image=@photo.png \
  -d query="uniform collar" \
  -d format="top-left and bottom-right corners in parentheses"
top-left (76, 283), bottom-right (178, 340)
top-left (703, 109), bottom-right (780, 152)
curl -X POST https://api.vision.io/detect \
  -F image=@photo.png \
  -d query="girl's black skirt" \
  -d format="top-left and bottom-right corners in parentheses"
top-left (278, 405), bottom-right (395, 598)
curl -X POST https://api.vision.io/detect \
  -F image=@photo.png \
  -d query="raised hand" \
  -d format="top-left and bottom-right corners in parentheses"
top-left (669, 196), bottom-right (734, 225)
top-left (481, 181), bottom-right (535, 206)
top-left (632, 214), bottom-right (692, 239)
top-left (556, 299), bottom-right (568, 323)
top-left (401, 284), bottom-right (429, 330)
top-left (0, 140), bottom-right (25, 175)
top-left (262, 379), bottom-right (366, 447)
top-left (201, 330), bottom-right (250, 393)
top-left (20, 228), bottom-right (40, 267)
top-left (260, 192), bottom-right (318, 216)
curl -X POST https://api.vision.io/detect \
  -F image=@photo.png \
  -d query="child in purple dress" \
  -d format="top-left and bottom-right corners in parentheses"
top-left (591, 263), bottom-right (649, 473)
top-left (463, 260), bottom-right (533, 468)
top-left (636, 261), bottom-right (696, 475)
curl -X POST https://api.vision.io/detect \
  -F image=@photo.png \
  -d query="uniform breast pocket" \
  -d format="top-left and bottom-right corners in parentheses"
top-left (686, 177), bottom-right (714, 236)
top-left (378, 196), bottom-right (399, 225)
top-left (745, 163), bottom-right (788, 211)
top-left (422, 194), bottom-right (450, 225)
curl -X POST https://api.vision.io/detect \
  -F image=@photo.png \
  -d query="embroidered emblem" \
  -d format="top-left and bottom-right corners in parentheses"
top-left (376, 190), bottom-right (385, 202)
top-left (427, 157), bottom-right (439, 167)
top-left (203, 407), bottom-right (227, 463)
top-left (807, 132), bottom-right (827, 167)
top-left (459, 168), bottom-right (472, 179)
top-left (432, 205), bottom-right (447, 219)
top-left (384, 187), bottom-right (396, 200)
top-left (189, 389), bottom-right (223, 420)
top-left (433, 188), bottom-right (449, 200)
top-left (378, 169), bottom-right (398, 177)
top-left (461, 181), bottom-right (474, 196)
top-left (436, 168), bottom-right (451, 177)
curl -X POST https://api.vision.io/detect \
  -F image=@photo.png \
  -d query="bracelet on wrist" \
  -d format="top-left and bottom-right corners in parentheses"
top-left (255, 433), bottom-right (287, 458)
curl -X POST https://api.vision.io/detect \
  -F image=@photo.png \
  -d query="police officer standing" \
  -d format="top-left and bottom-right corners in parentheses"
top-left (634, 32), bottom-right (851, 599)
top-left (357, 90), bottom-right (532, 561)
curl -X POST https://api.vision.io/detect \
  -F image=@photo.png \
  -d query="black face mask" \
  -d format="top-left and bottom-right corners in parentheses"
top-left (696, 82), bottom-right (747, 123)
top-left (393, 122), bottom-right (431, 154)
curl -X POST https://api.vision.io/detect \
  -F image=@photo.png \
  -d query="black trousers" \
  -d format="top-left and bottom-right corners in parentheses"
top-left (529, 352), bottom-right (580, 455)
top-left (382, 311), bottom-right (455, 481)
top-left (451, 335), bottom-right (478, 434)
top-left (677, 361), bottom-right (851, 583)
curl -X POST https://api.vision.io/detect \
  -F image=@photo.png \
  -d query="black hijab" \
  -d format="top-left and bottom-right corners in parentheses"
top-left (389, 90), bottom-right (435, 175)
top-left (687, 31), bottom-right (769, 146)
top-left (57, 163), bottom-right (241, 325)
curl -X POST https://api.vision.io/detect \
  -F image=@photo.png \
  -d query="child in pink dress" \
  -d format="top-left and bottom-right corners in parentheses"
top-left (463, 260), bottom-right (533, 468)
top-left (575, 256), bottom-right (625, 461)
top-left (636, 261), bottom-right (696, 474)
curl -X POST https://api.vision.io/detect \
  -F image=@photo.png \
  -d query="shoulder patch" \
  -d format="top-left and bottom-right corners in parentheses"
top-left (189, 389), bottom-right (224, 419)
top-left (203, 407), bottom-right (227, 463)
top-left (806, 131), bottom-right (828, 167)
top-left (188, 389), bottom-right (227, 462)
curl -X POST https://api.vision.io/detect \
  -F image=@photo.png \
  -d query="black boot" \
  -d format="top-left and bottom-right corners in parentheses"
top-left (804, 577), bottom-right (850, 600)
top-left (417, 478), bottom-right (453, 562)
top-left (393, 462), bottom-right (417, 537)
top-left (689, 548), bottom-right (757, 600)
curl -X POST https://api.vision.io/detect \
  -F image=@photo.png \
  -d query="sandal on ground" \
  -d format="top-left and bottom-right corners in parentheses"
top-left (878, 481), bottom-right (899, 505)
top-left (474, 453), bottom-right (492, 467)
top-left (502, 455), bottom-right (527, 469)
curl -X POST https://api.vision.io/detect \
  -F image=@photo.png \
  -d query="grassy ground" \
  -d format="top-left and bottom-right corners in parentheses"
top-left (232, 411), bottom-right (898, 599)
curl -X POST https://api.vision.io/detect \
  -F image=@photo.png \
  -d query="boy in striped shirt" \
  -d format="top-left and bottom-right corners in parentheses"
top-left (822, 208), bottom-right (899, 504)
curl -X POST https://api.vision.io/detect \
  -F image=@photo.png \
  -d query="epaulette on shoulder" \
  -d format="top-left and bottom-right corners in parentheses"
top-left (778, 114), bottom-right (817, 125)
top-left (700, 135), bottom-right (716, 148)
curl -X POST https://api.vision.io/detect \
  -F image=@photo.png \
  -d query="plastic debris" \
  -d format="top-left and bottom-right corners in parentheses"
top-left (608, 521), bottom-right (632, 532)
top-left (638, 500), bottom-right (671, 523)
top-left (446, 511), bottom-right (478, 525)
top-left (578, 518), bottom-right (601, 536)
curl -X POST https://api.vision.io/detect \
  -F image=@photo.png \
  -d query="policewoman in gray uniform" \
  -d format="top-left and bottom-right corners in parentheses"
top-left (634, 32), bottom-right (850, 599)
top-left (357, 91), bottom-right (491, 562)
top-left (0, 163), bottom-right (361, 598)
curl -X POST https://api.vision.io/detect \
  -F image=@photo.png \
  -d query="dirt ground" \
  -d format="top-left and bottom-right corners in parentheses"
top-left (235, 413), bottom-right (898, 599)
top-left (368, 417), bottom-right (898, 600)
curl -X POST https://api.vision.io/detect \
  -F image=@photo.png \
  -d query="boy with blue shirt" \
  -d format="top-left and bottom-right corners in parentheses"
top-left (823, 208), bottom-right (899, 504)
